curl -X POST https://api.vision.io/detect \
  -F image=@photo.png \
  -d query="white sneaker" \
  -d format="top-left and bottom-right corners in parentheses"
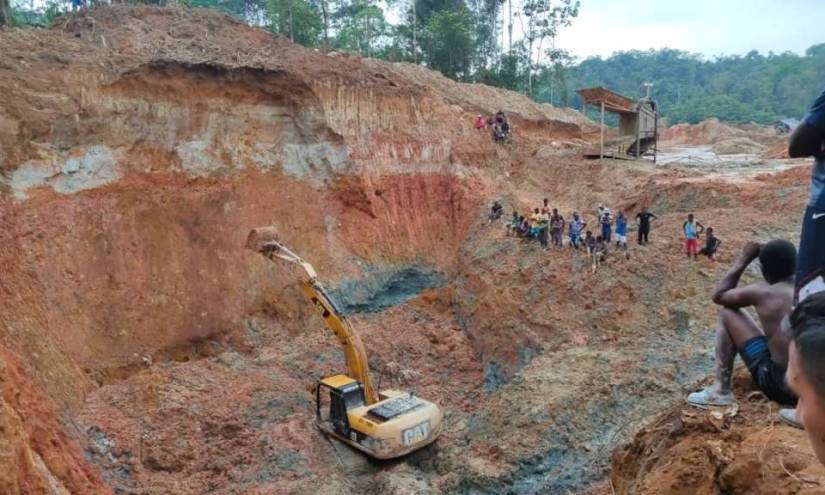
top-left (687, 387), bottom-right (736, 408)
top-left (778, 408), bottom-right (804, 429)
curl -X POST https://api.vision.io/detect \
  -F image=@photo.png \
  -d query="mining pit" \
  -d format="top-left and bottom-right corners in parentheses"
top-left (1, 6), bottom-right (824, 494)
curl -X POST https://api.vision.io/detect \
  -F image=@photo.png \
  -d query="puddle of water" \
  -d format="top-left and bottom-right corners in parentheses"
top-left (328, 265), bottom-right (444, 314)
top-left (656, 146), bottom-right (806, 184)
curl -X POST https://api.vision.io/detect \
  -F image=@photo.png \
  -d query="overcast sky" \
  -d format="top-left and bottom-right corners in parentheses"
top-left (552, 0), bottom-right (824, 60)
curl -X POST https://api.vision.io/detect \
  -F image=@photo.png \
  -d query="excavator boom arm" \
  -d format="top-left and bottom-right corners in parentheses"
top-left (246, 229), bottom-right (379, 404)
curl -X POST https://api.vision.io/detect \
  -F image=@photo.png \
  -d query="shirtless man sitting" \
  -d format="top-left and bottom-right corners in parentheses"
top-left (688, 240), bottom-right (798, 407)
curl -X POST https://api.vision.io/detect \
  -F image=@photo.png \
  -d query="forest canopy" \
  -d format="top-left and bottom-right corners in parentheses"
top-left (6, 0), bottom-right (824, 125)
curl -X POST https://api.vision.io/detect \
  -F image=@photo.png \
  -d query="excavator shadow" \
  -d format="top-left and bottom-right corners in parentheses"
top-left (323, 431), bottom-right (440, 474)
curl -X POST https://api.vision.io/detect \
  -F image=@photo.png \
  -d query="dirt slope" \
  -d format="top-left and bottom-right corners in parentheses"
top-left (612, 371), bottom-right (825, 495)
top-left (0, 5), bottom-right (818, 494)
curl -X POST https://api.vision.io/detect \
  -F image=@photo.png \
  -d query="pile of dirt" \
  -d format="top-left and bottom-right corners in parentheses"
top-left (612, 371), bottom-right (825, 494)
top-left (762, 140), bottom-right (792, 159)
top-left (711, 136), bottom-right (767, 155)
top-left (661, 118), bottom-right (781, 150)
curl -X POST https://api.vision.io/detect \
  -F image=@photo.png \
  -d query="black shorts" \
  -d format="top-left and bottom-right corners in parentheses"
top-left (738, 337), bottom-right (797, 406)
top-left (797, 204), bottom-right (825, 292)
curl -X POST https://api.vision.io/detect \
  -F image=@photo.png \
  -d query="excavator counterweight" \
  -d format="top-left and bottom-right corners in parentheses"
top-left (246, 227), bottom-right (443, 459)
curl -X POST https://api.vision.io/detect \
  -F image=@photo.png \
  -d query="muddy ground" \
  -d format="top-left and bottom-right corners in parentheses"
top-left (1, 6), bottom-right (824, 495)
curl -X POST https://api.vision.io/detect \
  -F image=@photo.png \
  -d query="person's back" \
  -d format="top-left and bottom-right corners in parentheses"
top-left (751, 276), bottom-right (795, 365)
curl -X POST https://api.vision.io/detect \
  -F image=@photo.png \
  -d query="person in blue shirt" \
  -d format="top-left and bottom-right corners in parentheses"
top-left (789, 84), bottom-right (825, 302)
top-left (568, 213), bottom-right (586, 249)
top-left (615, 211), bottom-right (628, 257)
top-left (600, 212), bottom-right (612, 243)
top-left (779, 84), bottom-right (825, 428)
top-left (683, 213), bottom-right (705, 260)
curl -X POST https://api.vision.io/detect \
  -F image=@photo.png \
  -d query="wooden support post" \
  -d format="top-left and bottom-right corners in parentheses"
top-left (653, 103), bottom-right (658, 164)
top-left (600, 100), bottom-right (605, 161)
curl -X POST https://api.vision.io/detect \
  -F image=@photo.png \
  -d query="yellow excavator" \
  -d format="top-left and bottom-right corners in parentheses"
top-left (246, 227), bottom-right (443, 459)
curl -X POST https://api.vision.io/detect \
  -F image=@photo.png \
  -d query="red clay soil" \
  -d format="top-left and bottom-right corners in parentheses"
top-left (0, 347), bottom-right (110, 494)
top-left (660, 119), bottom-right (778, 146)
top-left (612, 371), bottom-right (825, 495)
top-left (0, 5), bottom-right (821, 494)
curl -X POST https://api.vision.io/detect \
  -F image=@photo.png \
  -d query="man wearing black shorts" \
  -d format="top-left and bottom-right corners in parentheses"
top-left (688, 240), bottom-right (798, 407)
top-left (778, 85), bottom-right (825, 426)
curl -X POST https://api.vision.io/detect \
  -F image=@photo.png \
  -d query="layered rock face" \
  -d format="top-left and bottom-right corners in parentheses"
top-left (4, 6), bottom-right (815, 494)
top-left (0, 6), bottom-right (592, 492)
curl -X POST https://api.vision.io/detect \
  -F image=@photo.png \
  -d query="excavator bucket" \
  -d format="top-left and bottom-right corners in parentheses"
top-left (245, 227), bottom-right (281, 253)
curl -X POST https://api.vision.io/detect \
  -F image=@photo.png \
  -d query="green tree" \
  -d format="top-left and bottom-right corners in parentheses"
top-left (265, 0), bottom-right (322, 45)
top-left (333, 0), bottom-right (387, 56)
top-left (188, 0), bottom-right (269, 23)
top-left (521, 0), bottom-right (579, 95)
top-left (475, 41), bottom-right (530, 91)
top-left (563, 46), bottom-right (825, 124)
top-left (420, 7), bottom-right (475, 79)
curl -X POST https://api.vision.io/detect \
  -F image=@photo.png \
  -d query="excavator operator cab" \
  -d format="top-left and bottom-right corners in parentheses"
top-left (316, 375), bottom-right (365, 437)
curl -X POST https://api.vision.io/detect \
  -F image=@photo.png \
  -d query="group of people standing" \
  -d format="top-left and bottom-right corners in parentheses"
top-left (495, 200), bottom-right (666, 273)
top-left (491, 198), bottom-right (727, 274)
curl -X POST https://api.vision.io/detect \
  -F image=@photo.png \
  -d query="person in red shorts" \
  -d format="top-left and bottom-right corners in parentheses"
top-left (683, 213), bottom-right (705, 260)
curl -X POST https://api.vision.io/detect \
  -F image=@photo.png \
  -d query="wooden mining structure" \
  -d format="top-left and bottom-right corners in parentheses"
top-left (577, 86), bottom-right (658, 162)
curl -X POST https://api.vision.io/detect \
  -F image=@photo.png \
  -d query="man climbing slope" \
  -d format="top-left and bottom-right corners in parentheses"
top-left (688, 240), bottom-right (798, 408)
